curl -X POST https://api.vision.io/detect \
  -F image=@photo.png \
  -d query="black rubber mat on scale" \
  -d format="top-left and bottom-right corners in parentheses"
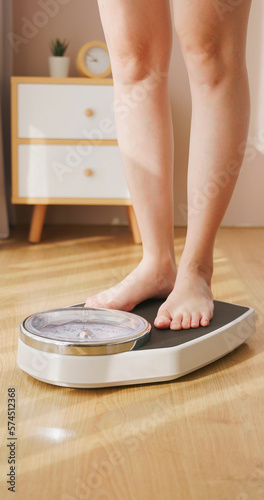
top-left (131, 299), bottom-right (249, 351)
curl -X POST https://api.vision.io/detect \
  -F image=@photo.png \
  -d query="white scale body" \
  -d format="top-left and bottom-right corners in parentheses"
top-left (17, 299), bottom-right (256, 388)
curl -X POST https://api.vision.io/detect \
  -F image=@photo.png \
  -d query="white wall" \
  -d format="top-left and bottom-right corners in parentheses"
top-left (12, 0), bottom-right (264, 227)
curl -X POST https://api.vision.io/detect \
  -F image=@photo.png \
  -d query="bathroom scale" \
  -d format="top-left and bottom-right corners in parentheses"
top-left (17, 299), bottom-right (256, 388)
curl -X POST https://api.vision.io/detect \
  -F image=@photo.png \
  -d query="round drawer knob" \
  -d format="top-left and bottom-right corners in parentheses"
top-left (84, 168), bottom-right (93, 177)
top-left (84, 108), bottom-right (94, 117)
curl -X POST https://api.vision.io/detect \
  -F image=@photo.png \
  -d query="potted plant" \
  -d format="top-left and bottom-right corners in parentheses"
top-left (48, 38), bottom-right (70, 78)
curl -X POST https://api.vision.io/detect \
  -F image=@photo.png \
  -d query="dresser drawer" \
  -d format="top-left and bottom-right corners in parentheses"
top-left (18, 84), bottom-right (116, 140)
top-left (18, 145), bottom-right (130, 199)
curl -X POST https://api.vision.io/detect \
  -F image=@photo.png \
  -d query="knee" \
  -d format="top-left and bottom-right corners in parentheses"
top-left (110, 40), bottom-right (172, 86)
top-left (177, 31), bottom-right (244, 87)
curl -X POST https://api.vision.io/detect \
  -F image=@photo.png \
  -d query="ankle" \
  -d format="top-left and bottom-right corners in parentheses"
top-left (178, 255), bottom-right (213, 285)
top-left (142, 251), bottom-right (176, 272)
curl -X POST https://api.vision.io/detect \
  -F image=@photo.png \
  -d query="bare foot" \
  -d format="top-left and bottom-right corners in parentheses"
top-left (85, 257), bottom-right (177, 311)
top-left (154, 261), bottom-right (214, 330)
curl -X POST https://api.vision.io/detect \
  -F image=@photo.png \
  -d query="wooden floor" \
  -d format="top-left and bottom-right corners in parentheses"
top-left (0, 225), bottom-right (264, 500)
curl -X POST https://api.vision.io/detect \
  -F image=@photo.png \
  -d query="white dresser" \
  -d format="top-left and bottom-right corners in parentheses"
top-left (11, 77), bottom-right (141, 243)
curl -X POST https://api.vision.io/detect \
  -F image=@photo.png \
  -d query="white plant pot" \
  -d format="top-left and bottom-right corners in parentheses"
top-left (48, 56), bottom-right (70, 78)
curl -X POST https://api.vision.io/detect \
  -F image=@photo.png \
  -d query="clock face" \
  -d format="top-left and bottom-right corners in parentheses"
top-left (76, 41), bottom-right (112, 78)
top-left (85, 46), bottom-right (110, 75)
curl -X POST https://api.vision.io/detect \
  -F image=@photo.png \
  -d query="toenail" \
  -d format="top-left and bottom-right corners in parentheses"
top-left (155, 317), bottom-right (169, 325)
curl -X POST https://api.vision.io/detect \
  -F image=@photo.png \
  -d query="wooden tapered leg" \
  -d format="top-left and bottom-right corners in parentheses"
top-left (29, 205), bottom-right (47, 243)
top-left (126, 205), bottom-right (142, 244)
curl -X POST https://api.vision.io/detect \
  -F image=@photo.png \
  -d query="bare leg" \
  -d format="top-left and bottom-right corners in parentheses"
top-left (155, 0), bottom-right (252, 329)
top-left (85, 0), bottom-right (177, 310)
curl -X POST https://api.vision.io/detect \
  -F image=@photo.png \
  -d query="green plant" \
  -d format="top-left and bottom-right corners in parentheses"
top-left (50, 38), bottom-right (69, 57)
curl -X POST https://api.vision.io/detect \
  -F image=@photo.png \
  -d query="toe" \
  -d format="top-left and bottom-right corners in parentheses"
top-left (200, 310), bottom-right (212, 327)
top-left (84, 296), bottom-right (97, 308)
top-left (85, 296), bottom-right (106, 308)
top-left (181, 312), bottom-right (191, 330)
top-left (190, 312), bottom-right (201, 328)
top-left (154, 309), bottom-right (171, 329)
top-left (170, 313), bottom-right (183, 331)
